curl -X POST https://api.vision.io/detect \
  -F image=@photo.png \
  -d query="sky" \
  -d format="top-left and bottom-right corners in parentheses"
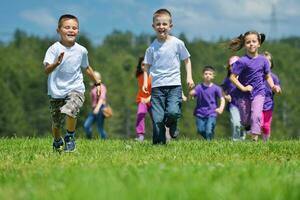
top-left (1, 0), bottom-right (300, 44)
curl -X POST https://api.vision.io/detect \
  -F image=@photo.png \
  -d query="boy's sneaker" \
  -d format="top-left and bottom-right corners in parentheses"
top-left (64, 135), bottom-right (76, 152)
top-left (53, 138), bottom-right (64, 153)
top-left (170, 129), bottom-right (179, 139)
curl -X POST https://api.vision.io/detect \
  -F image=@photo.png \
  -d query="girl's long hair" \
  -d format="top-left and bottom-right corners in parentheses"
top-left (135, 56), bottom-right (144, 77)
top-left (227, 31), bottom-right (266, 51)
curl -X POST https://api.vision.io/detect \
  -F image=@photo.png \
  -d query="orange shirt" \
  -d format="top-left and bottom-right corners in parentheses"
top-left (136, 74), bottom-right (152, 103)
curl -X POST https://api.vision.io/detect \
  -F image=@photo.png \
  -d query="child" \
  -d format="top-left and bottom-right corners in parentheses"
top-left (228, 31), bottom-right (281, 142)
top-left (190, 66), bottom-right (225, 140)
top-left (83, 71), bottom-right (108, 139)
top-left (221, 56), bottom-right (246, 141)
top-left (135, 57), bottom-right (152, 142)
top-left (142, 8), bottom-right (194, 144)
top-left (43, 14), bottom-right (101, 152)
top-left (261, 51), bottom-right (281, 141)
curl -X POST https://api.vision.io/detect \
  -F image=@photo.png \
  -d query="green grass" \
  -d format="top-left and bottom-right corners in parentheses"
top-left (0, 138), bottom-right (299, 200)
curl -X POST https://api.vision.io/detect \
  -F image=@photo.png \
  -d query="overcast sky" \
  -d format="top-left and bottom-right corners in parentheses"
top-left (0, 0), bottom-right (299, 44)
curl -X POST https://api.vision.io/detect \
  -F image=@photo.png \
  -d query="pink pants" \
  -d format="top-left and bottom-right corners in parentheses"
top-left (135, 102), bottom-right (151, 135)
top-left (261, 110), bottom-right (273, 140)
top-left (237, 95), bottom-right (265, 135)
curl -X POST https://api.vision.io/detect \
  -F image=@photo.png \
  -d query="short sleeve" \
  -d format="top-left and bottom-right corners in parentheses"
top-left (100, 84), bottom-right (107, 100)
top-left (263, 57), bottom-right (271, 75)
top-left (81, 48), bottom-right (89, 68)
top-left (178, 40), bottom-right (190, 60)
top-left (216, 85), bottom-right (222, 98)
top-left (43, 45), bottom-right (56, 66)
top-left (232, 60), bottom-right (244, 75)
top-left (144, 47), bottom-right (153, 65)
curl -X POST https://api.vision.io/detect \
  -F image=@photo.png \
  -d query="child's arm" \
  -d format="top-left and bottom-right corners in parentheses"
top-left (265, 74), bottom-right (281, 94)
top-left (182, 91), bottom-right (187, 102)
top-left (93, 98), bottom-right (105, 114)
top-left (215, 96), bottom-right (225, 115)
top-left (142, 64), bottom-right (150, 93)
top-left (85, 66), bottom-right (101, 96)
top-left (44, 52), bottom-right (64, 75)
top-left (222, 89), bottom-right (231, 102)
top-left (230, 74), bottom-right (253, 92)
top-left (184, 58), bottom-right (195, 89)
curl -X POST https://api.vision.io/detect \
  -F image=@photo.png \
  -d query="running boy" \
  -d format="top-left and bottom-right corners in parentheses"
top-left (142, 8), bottom-right (194, 144)
top-left (190, 66), bottom-right (225, 140)
top-left (43, 14), bottom-right (101, 152)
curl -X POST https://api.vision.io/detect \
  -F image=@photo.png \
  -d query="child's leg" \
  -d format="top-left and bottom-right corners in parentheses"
top-left (196, 117), bottom-right (207, 139)
top-left (135, 102), bottom-right (148, 136)
top-left (83, 113), bottom-right (96, 139)
top-left (250, 95), bottom-right (265, 139)
top-left (206, 116), bottom-right (216, 140)
top-left (97, 108), bottom-right (107, 139)
top-left (165, 86), bottom-right (182, 137)
top-left (49, 99), bottom-right (66, 140)
top-left (261, 110), bottom-right (273, 141)
top-left (229, 105), bottom-right (242, 140)
top-left (237, 98), bottom-right (251, 128)
top-left (151, 87), bottom-right (167, 144)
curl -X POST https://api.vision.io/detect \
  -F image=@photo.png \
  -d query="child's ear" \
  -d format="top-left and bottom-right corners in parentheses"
top-left (170, 23), bottom-right (173, 28)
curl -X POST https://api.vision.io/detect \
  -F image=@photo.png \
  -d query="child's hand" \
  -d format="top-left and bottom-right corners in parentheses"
top-left (272, 85), bottom-right (282, 94)
top-left (56, 52), bottom-right (64, 65)
top-left (243, 85), bottom-right (253, 92)
top-left (187, 78), bottom-right (195, 89)
top-left (215, 108), bottom-right (223, 115)
top-left (182, 94), bottom-right (187, 102)
top-left (224, 95), bottom-right (232, 102)
top-left (93, 107), bottom-right (100, 114)
top-left (142, 85), bottom-right (149, 94)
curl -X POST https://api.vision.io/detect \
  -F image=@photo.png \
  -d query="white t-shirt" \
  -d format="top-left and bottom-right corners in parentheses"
top-left (144, 36), bottom-right (190, 88)
top-left (43, 42), bottom-right (89, 98)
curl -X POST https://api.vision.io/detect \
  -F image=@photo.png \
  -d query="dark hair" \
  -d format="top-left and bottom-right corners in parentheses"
top-left (264, 51), bottom-right (274, 69)
top-left (202, 65), bottom-right (215, 73)
top-left (58, 14), bottom-right (78, 28)
top-left (227, 31), bottom-right (266, 51)
top-left (153, 8), bottom-right (172, 23)
top-left (135, 56), bottom-right (144, 77)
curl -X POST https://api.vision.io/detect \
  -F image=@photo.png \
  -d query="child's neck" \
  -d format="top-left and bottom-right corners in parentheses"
top-left (60, 40), bottom-right (75, 48)
top-left (203, 81), bottom-right (213, 87)
top-left (157, 35), bottom-right (171, 43)
top-left (247, 51), bottom-right (259, 58)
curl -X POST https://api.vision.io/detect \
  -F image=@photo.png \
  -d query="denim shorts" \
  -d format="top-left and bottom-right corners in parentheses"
top-left (49, 92), bottom-right (85, 128)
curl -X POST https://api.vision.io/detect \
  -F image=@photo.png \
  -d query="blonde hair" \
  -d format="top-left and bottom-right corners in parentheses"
top-left (94, 71), bottom-right (101, 81)
top-left (153, 8), bottom-right (172, 23)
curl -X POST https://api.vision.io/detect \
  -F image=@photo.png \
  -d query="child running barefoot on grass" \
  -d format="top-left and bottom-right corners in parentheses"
top-left (227, 31), bottom-right (281, 142)
top-left (190, 66), bottom-right (225, 140)
top-left (43, 14), bottom-right (101, 152)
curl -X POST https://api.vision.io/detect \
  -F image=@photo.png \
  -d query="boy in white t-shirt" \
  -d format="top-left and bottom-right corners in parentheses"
top-left (43, 14), bottom-right (101, 153)
top-left (143, 9), bottom-right (194, 144)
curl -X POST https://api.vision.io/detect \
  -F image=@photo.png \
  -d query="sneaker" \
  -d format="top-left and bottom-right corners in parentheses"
top-left (252, 134), bottom-right (259, 142)
top-left (53, 138), bottom-right (64, 153)
top-left (64, 135), bottom-right (76, 152)
top-left (135, 134), bottom-right (144, 142)
top-left (170, 129), bottom-right (179, 139)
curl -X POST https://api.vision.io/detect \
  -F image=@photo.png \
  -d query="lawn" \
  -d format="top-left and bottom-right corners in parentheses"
top-left (0, 138), bottom-right (299, 200)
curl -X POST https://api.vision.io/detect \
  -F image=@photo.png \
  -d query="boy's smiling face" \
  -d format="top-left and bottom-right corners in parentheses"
top-left (57, 18), bottom-right (79, 47)
top-left (152, 14), bottom-right (172, 42)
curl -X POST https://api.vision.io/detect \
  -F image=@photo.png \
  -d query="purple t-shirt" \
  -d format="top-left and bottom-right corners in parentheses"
top-left (232, 54), bottom-right (271, 100)
top-left (221, 77), bottom-right (238, 108)
top-left (263, 73), bottom-right (280, 111)
top-left (193, 83), bottom-right (222, 117)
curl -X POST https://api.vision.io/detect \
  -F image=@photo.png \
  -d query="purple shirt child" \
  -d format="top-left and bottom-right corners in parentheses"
top-left (221, 77), bottom-right (238, 109)
top-left (193, 83), bottom-right (223, 117)
top-left (263, 73), bottom-right (280, 111)
top-left (232, 54), bottom-right (271, 99)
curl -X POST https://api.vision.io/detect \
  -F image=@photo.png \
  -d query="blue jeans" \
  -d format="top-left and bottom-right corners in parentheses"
top-left (151, 86), bottom-right (182, 144)
top-left (229, 105), bottom-right (244, 140)
top-left (196, 116), bottom-right (216, 140)
top-left (83, 106), bottom-right (107, 139)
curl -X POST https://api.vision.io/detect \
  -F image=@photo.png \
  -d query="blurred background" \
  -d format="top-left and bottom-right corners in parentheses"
top-left (0, 0), bottom-right (299, 139)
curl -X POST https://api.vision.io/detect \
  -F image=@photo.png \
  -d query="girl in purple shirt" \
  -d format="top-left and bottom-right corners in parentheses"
top-left (261, 51), bottom-right (282, 141)
top-left (228, 31), bottom-right (281, 142)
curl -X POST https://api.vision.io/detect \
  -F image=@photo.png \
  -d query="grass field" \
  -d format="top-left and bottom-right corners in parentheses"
top-left (0, 138), bottom-right (299, 200)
